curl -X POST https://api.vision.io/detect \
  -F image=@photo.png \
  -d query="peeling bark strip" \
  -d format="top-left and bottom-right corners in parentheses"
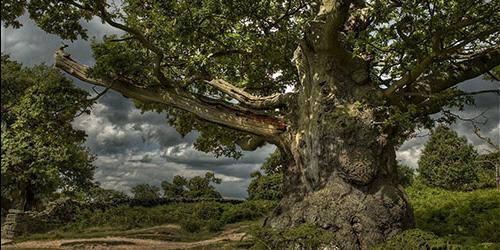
top-left (54, 49), bottom-right (286, 139)
top-left (204, 79), bottom-right (295, 110)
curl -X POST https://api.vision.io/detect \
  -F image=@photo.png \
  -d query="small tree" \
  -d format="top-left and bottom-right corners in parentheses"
top-left (131, 184), bottom-right (161, 200)
top-left (1, 55), bottom-right (95, 211)
top-left (418, 126), bottom-right (478, 191)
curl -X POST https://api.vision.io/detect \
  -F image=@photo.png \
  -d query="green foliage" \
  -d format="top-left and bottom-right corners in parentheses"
top-left (180, 217), bottom-right (203, 233)
top-left (261, 150), bottom-right (284, 175)
top-left (162, 175), bottom-right (188, 198)
top-left (374, 229), bottom-right (454, 250)
top-left (55, 200), bottom-right (276, 234)
top-left (221, 200), bottom-right (277, 224)
top-left (406, 185), bottom-right (500, 245)
top-left (418, 126), bottom-right (478, 191)
top-left (161, 172), bottom-right (222, 199)
top-left (1, 55), bottom-right (95, 211)
top-left (247, 149), bottom-right (284, 201)
top-left (247, 172), bottom-right (283, 201)
top-left (374, 186), bottom-right (500, 249)
top-left (395, 163), bottom-right (415, 187)
top-left (131, 184), bottom-right (161, 200)
top-left (249, 224), bottom-right (334, 249)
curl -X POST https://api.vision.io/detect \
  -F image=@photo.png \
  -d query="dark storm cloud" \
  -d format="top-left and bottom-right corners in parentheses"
top-left (2, 16), bottom-right (262, 198)
top-left (396, 78), bottom-right (500, 169)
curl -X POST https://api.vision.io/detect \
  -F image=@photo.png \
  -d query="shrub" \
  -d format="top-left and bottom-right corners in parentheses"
top-left (180, 217), bottom-right (203, 233)
top-left (249, 224), bottom-right (334, 249)
top-left (374, 229), bottom-right (452, 250)
top-left (222, 200), bottom-right (277, 224)
top-left (192, 202), bottom-right (224, 221)
top-left (205, 219), bottom-right (225, 232)
top-left (407, 186), bottom-right (500, 244)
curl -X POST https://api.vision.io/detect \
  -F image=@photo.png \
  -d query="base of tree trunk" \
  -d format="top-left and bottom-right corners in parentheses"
top-left (264, 175), bottom-right (414, 249)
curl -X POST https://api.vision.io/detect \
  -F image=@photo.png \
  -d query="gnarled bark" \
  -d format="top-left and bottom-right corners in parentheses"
top-left (265, 45), bottom-right (414, 249)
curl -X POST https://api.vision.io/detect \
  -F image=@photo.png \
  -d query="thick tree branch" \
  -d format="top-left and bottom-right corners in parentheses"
top-left (204, 79), bottom-right (295, 110)
top-left (386, 55), bottom-right (434, 96)
top-left (54, 48), bottom-right (287, 140)
top-left (414, 47), bottom-right (500, 94)
top-left (306, 0), bottom-right (352, 57)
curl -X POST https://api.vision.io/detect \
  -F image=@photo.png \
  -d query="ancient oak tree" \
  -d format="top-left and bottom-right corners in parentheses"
top-left (3, 0), bottom-right (499, 248)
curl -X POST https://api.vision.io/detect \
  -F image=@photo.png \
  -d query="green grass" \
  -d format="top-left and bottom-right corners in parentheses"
top-left (16, 200), bottom-right (276, 243)
top-left (13, 185), bottom-right (500, 249)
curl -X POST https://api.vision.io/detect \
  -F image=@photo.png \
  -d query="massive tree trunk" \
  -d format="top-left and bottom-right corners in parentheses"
top-left (265, 46), bottom-right (414, 249)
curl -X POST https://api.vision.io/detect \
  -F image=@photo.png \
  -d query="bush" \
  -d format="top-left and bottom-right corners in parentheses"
top-left (180, 217), bottom-right (203, 233)
top-left (205, 219), bottom-right (225, 232)
top-left (407, 186), bottom-right (500, 243)
top-left (222, 200), bottom-right (277, 224)
top-left (374, 229), bottom-right (453, 250)
top-left (45, 200), bottom-right (276, 234)
top-left (192, 202), bottom-right (224, 221)
top-left (249, 224), bottom-right (334, 249)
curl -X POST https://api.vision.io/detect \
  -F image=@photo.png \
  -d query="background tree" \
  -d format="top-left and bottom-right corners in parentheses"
top-left (418, 126), bottom-right (478, 191)
top-left (3, 0), bottom-right (499, 247)
top-left (131, 184), bottom-right (161, 200)
top-left (185, 172), bottom-right (222, 199)
top-left (161, 175), bottom-right (188, 198)
top-left (1, 55), bottom-right (95, 211)
top-left (161, 172), bottom-right (222, 199)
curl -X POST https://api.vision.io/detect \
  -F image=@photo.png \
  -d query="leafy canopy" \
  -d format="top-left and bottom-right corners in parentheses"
top-left (1, 55), bottom-right (95, 210)
top-left (2, 0), bottom-right (499, 155)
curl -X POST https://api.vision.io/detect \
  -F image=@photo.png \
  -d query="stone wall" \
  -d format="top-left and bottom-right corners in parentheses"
top-left (1, 209), bottom-right (27, 239)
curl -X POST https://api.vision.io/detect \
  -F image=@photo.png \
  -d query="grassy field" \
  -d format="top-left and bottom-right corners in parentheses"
top-left (6, 187), bottom-right (500, 249)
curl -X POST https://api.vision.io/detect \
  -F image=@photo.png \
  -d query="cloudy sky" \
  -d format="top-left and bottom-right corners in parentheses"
top-left (2, 17), bottom-right (499, 198)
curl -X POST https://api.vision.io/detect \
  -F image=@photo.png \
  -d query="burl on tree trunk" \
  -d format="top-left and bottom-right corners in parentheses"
top-left (265, 45), bottom-right (414, 248)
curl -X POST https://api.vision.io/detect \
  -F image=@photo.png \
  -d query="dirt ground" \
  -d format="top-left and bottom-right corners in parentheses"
top-left (1, 225), bottom-right (249, 250)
